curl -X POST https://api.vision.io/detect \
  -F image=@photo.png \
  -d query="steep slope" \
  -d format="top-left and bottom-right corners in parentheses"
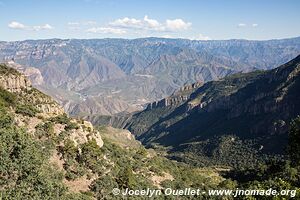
top-left (1, 37), bottom-right (300, 115)
top-left (0, 63), bottom-right (228, 199)
top-left (0, 63), bottom-right (104, 147)
top-left (126, 55), bottom-right (300, 168)
top-left (83, 81), bottom-right (203, 128)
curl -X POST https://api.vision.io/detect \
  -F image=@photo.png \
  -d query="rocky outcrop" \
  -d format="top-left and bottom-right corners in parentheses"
top-left (177, 82), bottom-right (203, 93)
top-left (36, 103), bottom-right (64, 117)
top-left (0, 63), bottom-right (64, 117)
top-left (0, 73), bottom-right (31, 92)
top-left (67, 119), bottom-right (103, 148)
top-left (5, 61), bottom-right (44, 85)
top-left (0, 64), bottom-right (102, 149)
top-left (146, 81), bottom-right (203, 110)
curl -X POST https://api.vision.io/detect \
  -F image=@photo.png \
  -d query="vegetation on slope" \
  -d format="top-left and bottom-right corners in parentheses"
top-left (0, 63), bottom-right (21, 76)
top-left (0, 64), bottom-right (227, 199)
top-left (224, 116), bottom-right (300, 199)
top-left (127, 55), bottom-right (300, 169)
top-left (1, 56), bottom-right (300, 199)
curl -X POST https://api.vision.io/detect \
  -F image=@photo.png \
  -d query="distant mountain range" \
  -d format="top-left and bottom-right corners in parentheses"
top-left (1, 37), bottom-right (300, 115)
top-left (122, 55), bottom-right (300, 168)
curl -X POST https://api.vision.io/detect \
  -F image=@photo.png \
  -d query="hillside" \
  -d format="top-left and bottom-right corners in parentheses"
top-left (125, 55), bottom-right (300, 168)
top-left (1, 37), bottom-right (300, 116)
top-left (0, 63), bottom-right (231, 199)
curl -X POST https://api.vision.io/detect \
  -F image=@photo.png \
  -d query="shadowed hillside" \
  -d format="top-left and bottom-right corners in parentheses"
top-left (125, 55), bottom-right (300, 168)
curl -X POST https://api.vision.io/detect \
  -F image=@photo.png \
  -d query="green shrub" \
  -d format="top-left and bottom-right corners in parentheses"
top-left (65, 122), bottom-right (79, 131)
top-left (60, 139), bottom-right (78, 160)
top-left (16, 104), bottom-right (39, 117)
top-left (0, 125), bottom-right (67, 199)
top-left (0, 108), bottom-right (13, 128)
top-left (0, 64), bottom-right (21, 76)
top-left (35, 122), bottom-right (55, 139)
top-left (0, 87), bottom-right (16, 107)
top-left (288, 116), bottom-right (300, 166)
top-left (50, 113), bottom-right (70, 124)
top-left (56, 130), bottom-right (69, 142)
top-left (116, 166), bottom-right (137, 189)
top-left (91, 176), bottom-right (118, 199)
top-left (79, 139), bottom-right (102, 170)
top-left (65, 170), bottom-right (78, 180)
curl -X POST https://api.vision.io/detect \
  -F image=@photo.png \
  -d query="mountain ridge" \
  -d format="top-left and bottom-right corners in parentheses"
top-left (124, 55), bottom-right (300, 168)
top-left (1, 37), bottom-right (300, 116)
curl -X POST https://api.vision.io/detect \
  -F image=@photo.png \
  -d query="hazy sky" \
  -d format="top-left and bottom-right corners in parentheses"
top-left (1, 0), bottom-right (300, 41)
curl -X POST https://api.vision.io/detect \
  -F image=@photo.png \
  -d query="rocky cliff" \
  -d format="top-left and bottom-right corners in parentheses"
top-left (0, 63), bottom-right (103, 148)
top-left (146, 81), bottom-right (203, 110)
top-left (125, 55), bottom-right (300, 168)
top-left (0, 64), bottom-right (31, 92)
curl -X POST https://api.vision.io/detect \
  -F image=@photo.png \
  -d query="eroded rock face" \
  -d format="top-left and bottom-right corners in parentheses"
top-left (146, 81), bottom-right (203, 110)
top-left (1, 63), bottom-right (104, 151)
top-left (0, 65), bottom-right (65, 117)
top-left (5, 61), bottom-right (44, 86)
top-left (0, 74), bottom-right (31, 92)
top-left (69, 120), bottom-right (103, 148)
top-left (82, 120), bottom-right (93, 132)
top-left (36, 104), bottom-right (64, 117)
top-left (23, 67), bottom-right (44, 85)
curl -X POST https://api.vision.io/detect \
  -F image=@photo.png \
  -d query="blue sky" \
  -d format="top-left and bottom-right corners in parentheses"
top-left (1, 0), bottom-right (300, 41)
